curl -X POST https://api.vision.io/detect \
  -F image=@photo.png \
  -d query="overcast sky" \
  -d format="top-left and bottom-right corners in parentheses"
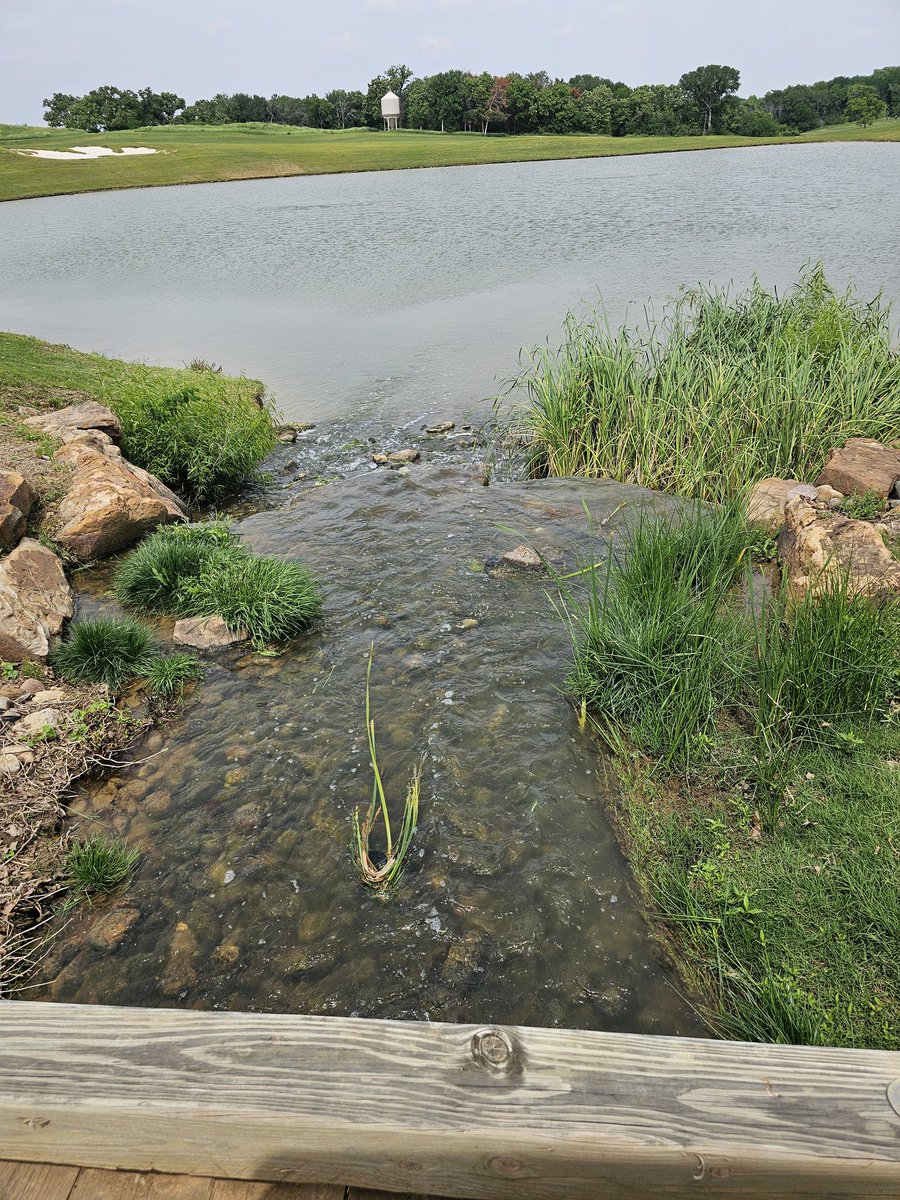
top-left (2, 0), bottom-right (898, 125)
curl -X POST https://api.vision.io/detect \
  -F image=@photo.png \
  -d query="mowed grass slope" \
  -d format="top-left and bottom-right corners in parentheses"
top-left (1, 119), bottom-right (899, 202)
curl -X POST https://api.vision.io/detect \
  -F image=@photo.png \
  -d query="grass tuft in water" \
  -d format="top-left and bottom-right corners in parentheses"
top-left (52, 617), bottom-right (157, 691)
top-left (515, 266), bottom-right (900, 501)
top-left (114, 523), bottom-right (322, 648)
top-left (143, 653), bottom-right (203, 701)
top-left (66, 836), bottom-right (140, 901)
top-left (353, 643), bottom-right (421, 893)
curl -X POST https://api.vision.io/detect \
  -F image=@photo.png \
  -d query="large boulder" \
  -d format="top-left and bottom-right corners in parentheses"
top-left (746, 478), bottom-right (812, 532)
top-left (0, 470), bottom-right (34, 550)
top-left (53, 434), bottom-right (186, 561)
top-left (23, 402), bottom-right (121, 441)
top-left (778, 495), bottom-right (900, 601)
top-left (0, 538), bottom-right (74, 662)
top-left (815, 438), bottom-right (900, 499)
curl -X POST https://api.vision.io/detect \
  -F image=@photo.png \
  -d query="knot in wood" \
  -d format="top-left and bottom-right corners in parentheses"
top-left (471, 1026), bottom-right (514, 1071)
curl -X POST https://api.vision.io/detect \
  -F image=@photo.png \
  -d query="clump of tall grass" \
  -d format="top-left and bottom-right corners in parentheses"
top-left (53, 617), bottom-right (157, 690)
top-left (144, 653), bottom-right (203, 701)
top-left (353, 644), bottom-right (421, 893)
top-left (66, 836), bottom-right (140, 901)
top-left (107, 370), bottom-right (276, 504)
top-left (517, 266), bottom-right (900, 501)
top-left (113, 523), bottom-right (322, 648)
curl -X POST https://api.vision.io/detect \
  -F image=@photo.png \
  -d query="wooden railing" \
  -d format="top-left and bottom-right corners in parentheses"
top-left (1, 1001), bottom-right (899, 1198)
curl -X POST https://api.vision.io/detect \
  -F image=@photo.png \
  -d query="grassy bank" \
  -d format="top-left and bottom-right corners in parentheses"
top-left (516, 268), bottom-right (900, 502)
top-left (529, 271), bottom-right (900, 1048)
top-left (0, 332), bottom-right (273, 510)
top-left (0, 118), bottom-right (898, 203)
top-left (564, 506), bottom-right (899, 1049)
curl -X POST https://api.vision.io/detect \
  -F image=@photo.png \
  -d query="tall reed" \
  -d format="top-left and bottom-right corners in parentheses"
top-left (516, 267), bottom-right (900, 500)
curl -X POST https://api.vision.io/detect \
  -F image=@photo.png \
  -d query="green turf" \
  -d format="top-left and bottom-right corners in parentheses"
top-left (1, 119), bottom-right (898, 203)
top-left (0, 331), bottom-right (261, 405)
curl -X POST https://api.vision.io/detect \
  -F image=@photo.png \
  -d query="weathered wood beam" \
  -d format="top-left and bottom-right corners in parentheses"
top-left (1, 1002), bottom-right (898, 1199)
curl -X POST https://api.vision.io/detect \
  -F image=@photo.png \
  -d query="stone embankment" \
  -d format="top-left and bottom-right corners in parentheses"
top-left (748, 437), bottom-right (900, 600)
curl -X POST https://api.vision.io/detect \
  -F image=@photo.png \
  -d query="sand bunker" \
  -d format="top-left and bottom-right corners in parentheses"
top-left (15, 146), bottom-right (159, 160)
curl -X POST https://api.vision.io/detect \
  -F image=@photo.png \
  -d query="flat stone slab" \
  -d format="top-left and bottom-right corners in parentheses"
top-left (173, 615), bottom-right (248, 649)
top-left (816, 438), bottom-right (900, 499)
top-left (24, 402), bottom-right (122, 440)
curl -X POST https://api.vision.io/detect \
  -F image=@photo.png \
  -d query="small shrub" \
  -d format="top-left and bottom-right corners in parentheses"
top-left (186, 358), bottom-right (223, 374)
top-left (110, 371), bottom-right (277, 504)
top-left (840, 490), bottom-right (885, 520)
top-left (66, 836), bottom-right (139, 899)
top-left (53, 617), bottom-right (156, 690)
top-left (144, 653), bottom-right (203, 700)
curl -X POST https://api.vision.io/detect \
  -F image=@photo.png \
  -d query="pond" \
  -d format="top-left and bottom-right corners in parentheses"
top-left (2, 142), bottom-right (899, 424)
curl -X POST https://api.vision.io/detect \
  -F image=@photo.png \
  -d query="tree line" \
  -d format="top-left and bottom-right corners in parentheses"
top-left (43, 63), bottom-right (899, 136)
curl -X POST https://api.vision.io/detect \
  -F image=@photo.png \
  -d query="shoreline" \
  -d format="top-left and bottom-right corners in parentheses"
top-left (2, 123), bottom-right (898, 204)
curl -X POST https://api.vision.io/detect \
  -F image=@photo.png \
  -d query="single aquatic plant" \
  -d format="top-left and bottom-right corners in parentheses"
top-left (66, 836), bottom-right (140, 901)
top-left (352, 643), bottom-right (421, 893)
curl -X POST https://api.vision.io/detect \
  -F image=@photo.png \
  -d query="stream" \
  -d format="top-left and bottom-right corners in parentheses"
top-left (40, 430), bottom-right (702, 1036)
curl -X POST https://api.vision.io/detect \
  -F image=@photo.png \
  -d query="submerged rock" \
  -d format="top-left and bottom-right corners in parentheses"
top-left (0, 470), bottom-right (34, 550)
top-left (160, 921), bottom-right (199, 995)
top-left (816, 438), bottom-right (900, 499)
top-left (87, 904), bottom-right (141, 951)
top-left (0, 538), bottom-right (74, 663)
top-left (425, 421), bottom-right (455, 435)
top-left (388, 449), bottom-right (420, 466)
top-left (778, 495), bottom-right (900, 600)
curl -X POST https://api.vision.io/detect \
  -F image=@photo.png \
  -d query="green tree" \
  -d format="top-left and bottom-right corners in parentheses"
top-left (575, 85), bottom-right (613, 134)
top-left (424, 70), bottom-right (469, 131)
top-left (679, 64), bottom-right (740, 133)
top-left (326, 89), bottom-right (365, 128)
top-left (504, 73), bottom-right (540, 133)
top-left (845, 86), bottom-right (886, 127)
top-left (43, 93), bottom-right (76, 127)
top-left (534, 82), bottom-right (579, 133)
top-left (723, 96), bottom-right (781, 137)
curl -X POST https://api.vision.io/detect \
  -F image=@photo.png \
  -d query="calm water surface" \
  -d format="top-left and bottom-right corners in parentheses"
top-left (2, 142), bottom-right (899, 422)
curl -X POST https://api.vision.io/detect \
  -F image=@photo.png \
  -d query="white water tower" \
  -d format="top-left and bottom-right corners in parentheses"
top-left (381, 90), bottom-right (400, 130)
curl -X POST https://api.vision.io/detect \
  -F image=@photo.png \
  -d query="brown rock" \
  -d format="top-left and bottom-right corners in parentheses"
top-left (502, 544), bottom-right (543, 569)
top-left (13, 707), bottom-right (59, 737)
top-left (371, 454), bottom-right (388, 465)
top-left (0, 539), bottom-right (74, 663)
top-left (388, 449), bottom-right (420, 465)
top-left (746, 478), bottom-right (805, 531)
top-left (53, 438), bottom-right (186, 561)
top-left (24, 402), bottom-right (121, 440)
top-left (160, 921), bottom-right (199, 995)
top-left (18, 678), bottom-right (47, 697)
top-left (815, 439), bottom-right (900, 499)
top-left (27, 687), bottom-right (67, 705)
top-left (0, 470), bottom-right (34, 550)
top-left (425, 421), bottom-right (455, 435)
top-left (778, 496), bottom-right (900, 600)
top-left (87, 904), bottom-right (141, 951)
top-left (173, 614), bottom-right (248, 649)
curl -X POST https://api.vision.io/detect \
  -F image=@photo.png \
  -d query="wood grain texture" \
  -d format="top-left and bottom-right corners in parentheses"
top-left (1, 1001), bottom-right (899, 1199)
top-left (0, 1160), bottom-right (79, 1200)
top-left (68, 1168), bottom-right (213, 1199)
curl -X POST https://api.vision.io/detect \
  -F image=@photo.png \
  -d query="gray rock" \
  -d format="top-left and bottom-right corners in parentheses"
top-left (24, 402), bottom-right (121, 440)
top-left (173, 614), bottom-right (248, 649)
top-left (0, 470), bottom-right (34, 550)
top-left (14, 707), bottom-right (60, 737)
top-left (502, 544), bottom-right (543, 569)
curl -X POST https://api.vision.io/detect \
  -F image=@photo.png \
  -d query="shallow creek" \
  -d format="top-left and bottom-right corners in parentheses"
top-left (41, 433), bottom-right (702, 1035)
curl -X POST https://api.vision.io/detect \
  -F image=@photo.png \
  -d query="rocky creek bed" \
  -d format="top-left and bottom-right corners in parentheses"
top-left (33, 433), bottom-right (704, 1035)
